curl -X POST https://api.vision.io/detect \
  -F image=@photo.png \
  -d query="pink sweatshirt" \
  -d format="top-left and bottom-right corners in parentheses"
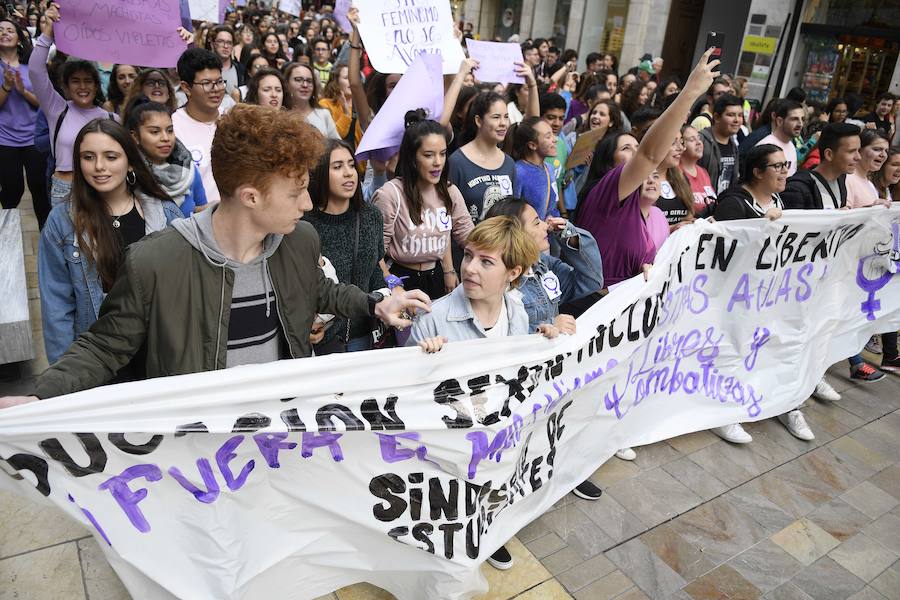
top-left (373, 179), bottom-right (474, 267)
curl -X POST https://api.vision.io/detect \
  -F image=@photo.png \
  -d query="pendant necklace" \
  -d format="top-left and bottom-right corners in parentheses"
top-left (112, 194), bottom-right (136, 229)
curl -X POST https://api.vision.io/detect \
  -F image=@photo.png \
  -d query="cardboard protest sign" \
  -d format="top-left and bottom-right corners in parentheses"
top-left (334, 0), bottom-right (352, 33)
top-left (464, 40), bottom-right (524, 84)
top-left (278, 0), bottom-right (301, 17)
top-left (53, 0), bottom-right (185, 68)
top-left (565, 126), bottom-right (607, 170)
top-left (357, 0), bottom-right (465, 74)
top-left (187, 0), bottom-right (218, 23)
top-left (356, 52), bottom-right (444, 162)
top-left (3, 210), bottom-right (900, 599)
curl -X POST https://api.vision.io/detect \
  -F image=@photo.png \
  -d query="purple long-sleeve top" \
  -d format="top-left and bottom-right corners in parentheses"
top-left (28, 34), bottom-right (117, 172)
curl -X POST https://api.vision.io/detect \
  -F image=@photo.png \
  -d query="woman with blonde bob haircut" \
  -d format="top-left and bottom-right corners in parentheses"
top-left (407, 215), bottom-right (559, 571)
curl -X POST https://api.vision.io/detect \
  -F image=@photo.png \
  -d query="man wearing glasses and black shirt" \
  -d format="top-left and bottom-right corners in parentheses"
top-left (173, 48), bottom-right (227, 203)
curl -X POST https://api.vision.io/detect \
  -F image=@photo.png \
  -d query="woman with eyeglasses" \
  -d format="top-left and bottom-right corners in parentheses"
top-left (39, 119), bottom-right (181, 365)
top-left (103, 64), bottom-right (137, 115)
top-left (29, 3), bottom-right (118, 206)
top-left (122, 69), bottom-right (177, 118)
top-left (238, 55), bottom-right (269, 101)
top-left (282, 62), bottom-right (339, 139)
top-left (712, 144), bottom-right (822, 443)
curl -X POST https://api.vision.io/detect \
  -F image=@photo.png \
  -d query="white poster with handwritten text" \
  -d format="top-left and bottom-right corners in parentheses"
top-left (1, 209), bottom-right (898, 599)
top-left (356, 0), bottom-right (465, 74)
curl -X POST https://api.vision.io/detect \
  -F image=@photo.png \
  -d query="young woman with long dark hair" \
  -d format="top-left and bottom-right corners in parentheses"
top-left (245, 67), bottom-right (291, 110)
top-left (38, 119), bottom-right (181, 364)
top-left (305, 139), bottom-right (386, 354)
top-left (103, 64), bottom-right (138, 114)
top-left (122, 69), bottom-right (177, 119)
top-left (373, 111), bottom-right (474, 303)
top-left (448, 92), bottom-right (516, 222)
top-left (125, 98), bottom-right (207, 217)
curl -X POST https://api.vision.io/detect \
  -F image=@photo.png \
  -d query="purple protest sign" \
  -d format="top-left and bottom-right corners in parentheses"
top-left (334, 0), bottom-right (352, 32)
top-left (54, 0), bottom-right (185, 68)
top-left (356, 52), bottom-right (444, 162)
top-left (465, 39), bottom-right (524, 84)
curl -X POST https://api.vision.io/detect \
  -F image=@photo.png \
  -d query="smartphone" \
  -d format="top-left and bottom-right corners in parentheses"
top-left (706, 31), bottom-right (724, 66)
top-left (4, 3), bottom-right (15, 17)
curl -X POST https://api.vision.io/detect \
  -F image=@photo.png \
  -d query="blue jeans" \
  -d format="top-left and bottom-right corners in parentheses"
top-left (315, 335), bottom-right (372, 355)
top-left (50, 176), bottom-right (71, 206)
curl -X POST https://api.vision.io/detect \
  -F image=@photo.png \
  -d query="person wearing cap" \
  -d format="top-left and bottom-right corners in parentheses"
top-left (637, 60), bottom-right (655, 83)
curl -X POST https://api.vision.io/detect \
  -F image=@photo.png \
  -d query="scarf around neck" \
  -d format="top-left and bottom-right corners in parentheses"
top-left (146, 139), bottom-right (194, 207)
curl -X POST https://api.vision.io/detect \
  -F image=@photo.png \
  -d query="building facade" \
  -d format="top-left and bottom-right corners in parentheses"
top-left (453, 0), bottom-right (900, 112)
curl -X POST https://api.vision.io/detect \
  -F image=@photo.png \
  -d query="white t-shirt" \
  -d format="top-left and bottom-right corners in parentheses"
top-left (811, 173), bottom-right (841, 210)
top-left (482, 297), bottom-right (509, 338)
top-left (172, 108), bottom-right (220, 203)
top-left (757, 133), bottom-right (798, 176)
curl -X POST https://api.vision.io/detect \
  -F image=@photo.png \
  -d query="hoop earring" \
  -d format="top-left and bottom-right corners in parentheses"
top-left (126, 170), bottom-right (136, 186)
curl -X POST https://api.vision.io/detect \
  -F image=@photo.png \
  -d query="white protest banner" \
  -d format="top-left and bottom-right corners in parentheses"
top-left (278, 0), bottom-right (301, 17)
top-left (2, 209), bottom-right (899, 599)
top-left (465, 40), bottom-right (524, 84)
top-left (53, 0), bottom-right (185, 68)
top-left (357, 0), bottom-right (465, 74)
top-left (187, 0), bottom-right (218, 23)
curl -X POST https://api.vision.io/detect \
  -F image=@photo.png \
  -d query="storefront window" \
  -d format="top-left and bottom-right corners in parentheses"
top-left (494, 0), bottom-right (523, 42)
top-left (552, 0), bottom-right (572, 48)
top-left (601, 0), bottom-right (629, 56)
top-left (803, 0), bottom-right (900, 29)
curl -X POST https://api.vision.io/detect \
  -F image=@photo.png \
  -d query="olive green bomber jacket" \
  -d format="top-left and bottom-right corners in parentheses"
top-left (34, 221), bottom-right (369, 399)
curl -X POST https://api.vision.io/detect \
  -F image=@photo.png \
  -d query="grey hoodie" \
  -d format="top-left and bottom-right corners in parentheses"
top-left (171, 207), bottom-right (284, 367)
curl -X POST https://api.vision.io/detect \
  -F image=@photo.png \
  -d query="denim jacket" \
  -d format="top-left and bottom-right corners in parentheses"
top-left (38, 196), bottom-right (182, 364)
top-left (516, 223), bottom-right (603, 331)
top-left (406, 284), bottom-right (530, 346)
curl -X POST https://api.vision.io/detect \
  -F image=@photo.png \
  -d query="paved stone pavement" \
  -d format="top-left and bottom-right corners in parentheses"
top-left (2, 200), bottom-right (900, 600)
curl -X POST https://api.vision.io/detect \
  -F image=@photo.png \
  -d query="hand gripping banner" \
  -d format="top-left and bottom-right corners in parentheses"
top-left (1, 209), bottom-right (899, 599)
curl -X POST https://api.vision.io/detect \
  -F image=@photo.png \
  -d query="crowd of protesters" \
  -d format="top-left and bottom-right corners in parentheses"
top-left (1, 0), bottom-right (899, 575)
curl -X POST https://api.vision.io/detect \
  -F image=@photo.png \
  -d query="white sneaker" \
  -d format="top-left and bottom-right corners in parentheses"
top-left (615, 447), bottom-right (637, 461)
top-left (865, 335), bottom-right (883, 355)
top-left (778, 410), bottom-right (815, 441)
top-left (712, 423), bottom-right (753, 444)
top-left (812, 378), bottom-right (841, 402)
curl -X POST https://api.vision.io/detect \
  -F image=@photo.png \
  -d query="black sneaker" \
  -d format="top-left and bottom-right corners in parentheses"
top-left (850, 363), bottom-right (886, 382)
top-left (487, 545), bottom-right (514, 570)
top-left (881, 357), bottom-right (900, 373)
top-left (572, 480), bottom-right (603, 500)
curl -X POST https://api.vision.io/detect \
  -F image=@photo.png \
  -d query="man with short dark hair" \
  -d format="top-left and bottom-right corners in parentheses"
top-left (782, 122), bottom-right (859, 210)
top-left (756, 99), bottom-right (804, 176)
top-left (311, 37), bottom-right (333, 86)
top-left (864, 93), bottom-right (895, 139)
top-left (585, 52), bottom-right (603, 74)
top-left (173, 48), bottom-right (226, 203)
top-left (540, 93), bottom-right (575, 215)
top-left (690, 77), bottom-right (732, 130)
top-left (0, 106), bottom-right (429, 408)
top-left (211, 26), bottom-right (246, 96)
top-left (699, 94), bottom-right (743, 193)
top-left (630, 106), bottom-right (661, 141)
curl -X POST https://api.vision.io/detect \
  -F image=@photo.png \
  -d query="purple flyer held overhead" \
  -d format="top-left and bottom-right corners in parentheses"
top-left (464, 39), bottom-right (524, 84)
top-left (54, 0), bottom-right (186, 68)
top-left (334, 0), bottom-right (352, 33)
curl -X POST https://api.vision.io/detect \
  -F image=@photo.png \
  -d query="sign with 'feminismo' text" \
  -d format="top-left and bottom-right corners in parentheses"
top-left (356, 0), bottom-right (465, 74)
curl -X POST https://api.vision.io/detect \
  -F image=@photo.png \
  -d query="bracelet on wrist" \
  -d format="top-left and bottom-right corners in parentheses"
top-left (384, 274), bottom-right (407, 290)
top-left (443, 270), bottom-right (456, 276)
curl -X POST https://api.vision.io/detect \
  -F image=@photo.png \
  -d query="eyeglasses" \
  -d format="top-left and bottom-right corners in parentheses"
top-left (193, 79), bottom-right (226, 92)
top-left (144, 78), bottom-right (168, 88)
top-left (766, 161), bottom-right (792, 172)
top-left (214, 39), bottom-right (234, 47)
top-left (292, 76), bottom-right (315, 86)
